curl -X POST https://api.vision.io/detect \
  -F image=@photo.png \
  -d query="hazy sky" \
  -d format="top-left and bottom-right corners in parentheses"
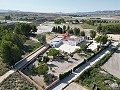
top-left (0, 0), bottom-right (120, 13)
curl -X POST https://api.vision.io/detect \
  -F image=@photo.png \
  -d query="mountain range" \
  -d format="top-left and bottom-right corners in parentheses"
top-left (0, 9), bottom-right (120, 15)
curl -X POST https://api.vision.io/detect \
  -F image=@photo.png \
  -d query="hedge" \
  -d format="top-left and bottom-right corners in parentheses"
top-left (59, 69), bottom-right (72, 80)
top-left (73, 60), bottom-right (86, 71)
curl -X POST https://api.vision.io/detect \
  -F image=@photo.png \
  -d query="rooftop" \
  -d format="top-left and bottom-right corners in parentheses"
top-left (55, 44), bottom-right (79, 53)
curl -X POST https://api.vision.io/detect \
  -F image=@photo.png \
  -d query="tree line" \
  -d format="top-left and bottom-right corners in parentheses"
top-left (52, 25), bottom-right (85, 36)
top-left (81, 19), bottom-right (120, 26)
top-left (54, 19), bottom-right (66, 24)
top-left (97, 24), bottom-right (120, 34)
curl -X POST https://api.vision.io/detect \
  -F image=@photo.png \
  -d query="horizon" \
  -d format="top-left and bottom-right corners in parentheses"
top-left (0, 0), bottom-right (120, 13)
top-left (1, 9), bottom-right (120, 14)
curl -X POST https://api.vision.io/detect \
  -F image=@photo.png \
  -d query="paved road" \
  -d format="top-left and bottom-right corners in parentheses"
top-left (49, 42), bottom-right (119, 90)
top-left (0, 45), bottom-right (49, 83)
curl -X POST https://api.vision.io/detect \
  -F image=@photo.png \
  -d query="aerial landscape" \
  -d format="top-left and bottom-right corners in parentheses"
top-left (0, 0), bottom-right (120, 90)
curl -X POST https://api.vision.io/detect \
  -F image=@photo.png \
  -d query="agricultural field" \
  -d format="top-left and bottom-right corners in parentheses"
top-left (102, 47), bottom-right (120, 79)
top-left (0, 72), bottom-right (37, 90)
top-left (76, 68), bottom-right (120, 90)
top-left (36, 21), bottom-right (97, 36)
top-left (65, 82), bottom-right (87, 90)
top-left (75, 47), bottom-right (120, 90)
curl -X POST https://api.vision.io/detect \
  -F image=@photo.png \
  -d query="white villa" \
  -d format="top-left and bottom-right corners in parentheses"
top-left (50, 34), bottom-right (85, 53)
top-left (50, 34), bottom-right (84, 48)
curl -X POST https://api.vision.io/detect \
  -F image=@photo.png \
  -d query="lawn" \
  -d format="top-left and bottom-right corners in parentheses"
top-left (22, 40), bottom-right (41, 57)
top-left (0, 72), bottom-right (37, 90)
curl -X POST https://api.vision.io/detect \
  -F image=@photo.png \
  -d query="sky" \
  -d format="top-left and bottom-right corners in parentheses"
top-left (0, 0), bottom-right (120, 13)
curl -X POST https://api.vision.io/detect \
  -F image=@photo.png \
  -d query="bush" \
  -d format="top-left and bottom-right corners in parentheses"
top-left (42, 56), bottom-right (49, 63)
top-left (73, 60), bottom-right (86, 71)
top-left (59, 69), bottom-right (72, 80)
top-left (44, 76), bottom-right (49, 83)
top-left (47, 49), bottom-right (59, 58)
top-left (33, 64), bottom-right (49, 75)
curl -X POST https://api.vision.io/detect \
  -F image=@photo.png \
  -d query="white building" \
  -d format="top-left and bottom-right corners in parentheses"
top-left (68, 36), bottom-right (84, 46)
top-left (50, 37), bottom-right (63, 47)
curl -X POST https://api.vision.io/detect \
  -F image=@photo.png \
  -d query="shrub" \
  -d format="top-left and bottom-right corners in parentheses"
top-left (33, 64), bottom-right (49, 75)
top-left (59, 69), bottom-right (72, 80)
top-left (42, 56), bottom-right (50, 63)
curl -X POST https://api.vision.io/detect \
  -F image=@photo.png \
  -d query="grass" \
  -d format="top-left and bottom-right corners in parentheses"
top-left (81, 23), bottom-right (97, 30)
top-left (0, 58), bottom-right (9, 76)
top-left (0, 72), bottom-right (37, 90)
top-left (23, 40), bottom-right (41, 57)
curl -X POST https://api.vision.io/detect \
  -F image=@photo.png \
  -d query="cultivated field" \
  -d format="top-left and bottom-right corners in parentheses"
top-left (65, 82), bottom-right (87, 90)
top-left (0, 72), bottom-right (37, 90)
top-left (102, 47), bottom-right (120, 79)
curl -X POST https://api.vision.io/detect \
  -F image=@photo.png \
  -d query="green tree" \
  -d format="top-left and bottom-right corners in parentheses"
top-left (33, 64), bottom-right (49, 75)
top-left (0, 40), bottom-right (21, 65)
top-left (67, 26), bottom-right (70, 30)
top-left (14, 23), bottom-right (32, 37)
top-left (74, 19), bottom-right (79, 24)
top-left (37, 34), bottom-right (46, 45)
top-left (63, 25), bottom-right (66, 31)
top-left (80, 44), bottom-right (88, 52)
top-left (90, 30), bottom-right (96, 39)
top-left (54, 19), bottom-right (65, 24)
top-left (95, 35), bottom-right (108, 46)
top-left (80, 31), bottom-right (85, 36)
top-left (52, 26), bottom-right (56, 32)
top-left (58, 26), bottom-right (63, 34)
top-left (0, 25), bottom-right (9, 31)
top-left (74, 28), bottom-right (80, 36)
top-left (2, 30), bottom-right (26, 49)
top-left (42, 56), bottom-right (50, 63)
top-left (97, 23), bottom-right (102, 33)
top-left (31, 25), bottom-right (37, 33)
top-left (4, 16), bottom-right (12, 21)
top-left (47, 49), bottom-right (59, 58)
